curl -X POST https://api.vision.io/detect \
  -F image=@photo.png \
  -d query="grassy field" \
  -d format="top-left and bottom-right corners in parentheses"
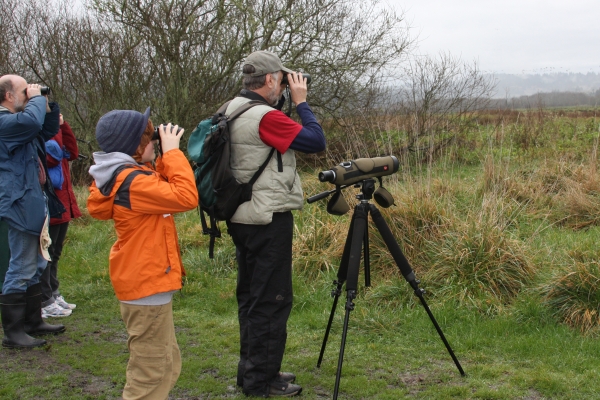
top-left (2, 108), bottom-right (600, 399)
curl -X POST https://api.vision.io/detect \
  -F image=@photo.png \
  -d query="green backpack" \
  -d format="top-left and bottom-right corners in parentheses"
top-left (187, 100), bottom-right (275, 258)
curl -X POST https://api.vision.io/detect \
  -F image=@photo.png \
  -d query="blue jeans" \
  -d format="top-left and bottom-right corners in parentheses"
top-left (2, 226), bottom-right (47, 294)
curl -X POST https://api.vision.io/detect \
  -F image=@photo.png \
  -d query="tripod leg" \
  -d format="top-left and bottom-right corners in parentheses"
top-left (332, 205), bottom-right (368, 399)
top-left (334, 290), bottom-right (356, 400)
top-left (317, 209), bottom-right (358, 368)
top-left (364, 219), bottom-right (371, 287)
top-left (317, 280), bottom-right (343, 368)
top-left (414, 291), bottom-right (465, 376)
top-left (369, 204), bottom-right (465, 376)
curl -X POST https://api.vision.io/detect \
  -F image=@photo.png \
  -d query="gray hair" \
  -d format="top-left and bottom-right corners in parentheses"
top-left (0, 78), bottom-right (14, 103)
top-left (242, 65), bottom-right (280, 90)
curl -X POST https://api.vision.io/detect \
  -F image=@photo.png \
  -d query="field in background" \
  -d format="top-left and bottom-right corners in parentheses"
top-left (2, 107), bottom-right (600, 399)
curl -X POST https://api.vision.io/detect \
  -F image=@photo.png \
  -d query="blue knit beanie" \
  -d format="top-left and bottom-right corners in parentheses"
top-left (95, 107), bottom-right (151, 155)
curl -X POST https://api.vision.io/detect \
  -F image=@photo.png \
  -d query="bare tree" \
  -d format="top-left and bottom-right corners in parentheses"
top-left (89, 0), bottom-right (412, 122)
top-left (398, 53), bottom-right (496, 161)
top-left (5, 0), bottom-right (420, 181)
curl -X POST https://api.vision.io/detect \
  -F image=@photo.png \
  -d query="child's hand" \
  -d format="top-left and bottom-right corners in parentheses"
top-left (159, 123), bottom-right (184, 154)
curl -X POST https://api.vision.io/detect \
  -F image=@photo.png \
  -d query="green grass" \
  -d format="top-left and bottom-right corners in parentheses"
top-left (3, 110), bottom-right (600, 399)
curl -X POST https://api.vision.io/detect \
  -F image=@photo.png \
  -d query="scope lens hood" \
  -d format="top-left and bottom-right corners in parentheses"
top-left (327, 191), bottom-right (350, 215)
top-left (374, 187), bottom-right (394, 208)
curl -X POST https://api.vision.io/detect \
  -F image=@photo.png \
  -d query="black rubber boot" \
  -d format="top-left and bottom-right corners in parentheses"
top-left (23, 283), bottom-right (65, 336)
top-left (0, 292), bottom-right (47, 348)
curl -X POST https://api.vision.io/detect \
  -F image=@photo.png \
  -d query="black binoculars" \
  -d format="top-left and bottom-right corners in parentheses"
top-left (282, 72), bottom-right (311, 85)
top-left (151, 127), bottom-right (161, 141)
top-left (40, 86), bottom-right (51, 95)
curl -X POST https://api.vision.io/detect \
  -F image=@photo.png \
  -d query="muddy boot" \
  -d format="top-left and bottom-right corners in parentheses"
top-left (0, 292), bottom-right (47, 348)
top-left (23, 283), bottom-right (65, 336)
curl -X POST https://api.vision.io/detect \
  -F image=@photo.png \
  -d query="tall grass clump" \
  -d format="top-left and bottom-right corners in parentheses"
top-left (549, 164), bottom-right (600, 229)
top-left (542, 261), bottom-right (600, 334)
top-left (370, 179), bottom-right (452, 276)
top-left (424, 190), bottom-right (536, 313)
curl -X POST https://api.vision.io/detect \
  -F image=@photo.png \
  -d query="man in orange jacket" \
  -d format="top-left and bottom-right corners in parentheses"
top-left (87, 107), bottom-right (198, 399)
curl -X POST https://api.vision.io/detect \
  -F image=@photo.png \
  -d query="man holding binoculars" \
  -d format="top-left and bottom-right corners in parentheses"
top-left (225, 50), bottom-right (326, 397)
top-left (0, 74), bottom-right (64, 349)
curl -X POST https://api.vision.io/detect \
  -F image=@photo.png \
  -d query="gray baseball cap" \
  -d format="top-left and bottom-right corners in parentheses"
top-left (243, 50), bottom-right (293, 76)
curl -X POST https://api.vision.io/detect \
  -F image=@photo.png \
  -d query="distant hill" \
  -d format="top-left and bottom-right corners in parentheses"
top-left (490, 72), bottom-right (600, 98)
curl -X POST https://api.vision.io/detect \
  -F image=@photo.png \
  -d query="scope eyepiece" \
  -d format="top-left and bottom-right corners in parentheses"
top-left (319, 170), bottom-right (336, 183)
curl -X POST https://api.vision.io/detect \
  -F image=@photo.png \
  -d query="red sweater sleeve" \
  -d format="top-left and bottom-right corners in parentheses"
top-left (258, 110), bottom-right (302, 153)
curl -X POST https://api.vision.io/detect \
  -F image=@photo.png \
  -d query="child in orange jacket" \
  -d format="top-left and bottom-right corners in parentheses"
top-left (87, 107), bottom-right (198, 399)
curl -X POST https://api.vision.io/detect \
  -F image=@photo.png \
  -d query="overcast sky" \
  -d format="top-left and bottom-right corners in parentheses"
top-left (388, 0), bottom-right (600, 74)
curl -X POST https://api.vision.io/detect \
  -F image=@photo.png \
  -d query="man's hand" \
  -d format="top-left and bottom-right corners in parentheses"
top-left (287, 72), bottom-right (308, 106)
top-left (26, 84), bottom-right (41, 98)
top-left (159, 123), bottom-right (184, 153)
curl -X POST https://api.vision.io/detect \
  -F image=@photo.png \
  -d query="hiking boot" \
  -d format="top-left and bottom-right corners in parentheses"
top-left (278, 372), bottom-right (296, 384)
top-left (55, 295), bottom-right (76, 310)
top-left (268, 381), bottom-right (302, 397)
top-left (237, 371), bottom-right (296, 388)
top-left (42, 302), bottom-right (72, 318)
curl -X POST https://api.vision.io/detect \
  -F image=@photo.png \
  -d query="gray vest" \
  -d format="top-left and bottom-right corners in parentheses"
top-left (226, 96), bottom-right (304, 225)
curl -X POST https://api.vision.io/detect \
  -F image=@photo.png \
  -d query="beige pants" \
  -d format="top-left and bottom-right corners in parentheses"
top-left (120, 301), bottom-right (181, 400)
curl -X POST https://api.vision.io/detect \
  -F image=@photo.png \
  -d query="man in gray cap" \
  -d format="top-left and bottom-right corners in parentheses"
top-left (225, 50), bottom-right (326, 397)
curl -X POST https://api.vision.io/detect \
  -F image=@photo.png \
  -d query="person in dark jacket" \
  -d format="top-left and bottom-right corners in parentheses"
top-left (0, 74), bottom-right (65, 349)
top-left (39, 114), bottom-right (82, 318)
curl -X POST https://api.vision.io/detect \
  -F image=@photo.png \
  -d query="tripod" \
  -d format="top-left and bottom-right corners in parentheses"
top-left (313, 178), bottom-right (465, 399)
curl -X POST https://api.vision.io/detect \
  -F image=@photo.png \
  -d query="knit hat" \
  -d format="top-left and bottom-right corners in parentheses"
top-left (243, 50), bottom-right (293, 76)
top-left (95, 107), bottom-right (151, 155)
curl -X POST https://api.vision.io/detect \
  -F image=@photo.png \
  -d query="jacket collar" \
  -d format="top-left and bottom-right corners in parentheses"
top-left (0, 105), bottom-right (10, 113)
top-left (239, 89), bottom-right (286, 111)
top-left (239, 89), bottom-right (271, 105)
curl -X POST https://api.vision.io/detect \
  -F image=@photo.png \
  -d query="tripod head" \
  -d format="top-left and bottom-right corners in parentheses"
top-left (307, 174), bottom-right (396, 215)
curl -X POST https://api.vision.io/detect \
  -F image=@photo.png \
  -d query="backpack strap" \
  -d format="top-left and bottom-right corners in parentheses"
top-left (225, 100), bottom-right (264, 122)
top-left (200, 206), bottom-right (221, 259)
top-left (248, 147), bottom-right (276, 186)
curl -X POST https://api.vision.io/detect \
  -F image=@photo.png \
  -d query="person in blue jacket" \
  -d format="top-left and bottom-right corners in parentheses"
top-left (0, 74), bottom-right (65, 348)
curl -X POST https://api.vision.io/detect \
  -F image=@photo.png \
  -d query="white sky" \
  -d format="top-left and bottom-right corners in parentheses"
top-left (388, 0), bottom-right (600, 74)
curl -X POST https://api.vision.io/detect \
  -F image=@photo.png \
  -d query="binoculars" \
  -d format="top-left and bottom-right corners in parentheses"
top-left (282, 72), bottom-right (311, 85)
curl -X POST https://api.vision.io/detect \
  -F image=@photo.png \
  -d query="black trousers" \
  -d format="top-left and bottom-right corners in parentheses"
top-left (40, 222), bottom-right (69, 306)
top-left (227, 212), bottom-right (294, 397)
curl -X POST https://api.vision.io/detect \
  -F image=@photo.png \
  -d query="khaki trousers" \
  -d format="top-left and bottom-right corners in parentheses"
top-left (120, 301), bottom-right (181, 400)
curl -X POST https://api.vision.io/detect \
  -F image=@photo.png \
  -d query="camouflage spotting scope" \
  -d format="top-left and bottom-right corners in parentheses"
top-left (307, 156), bottom-right (399, 212)
top-left (319, 156), bottom-right (399, 186)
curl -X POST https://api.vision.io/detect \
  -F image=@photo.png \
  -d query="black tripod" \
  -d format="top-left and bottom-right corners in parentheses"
top-left (313, 178), bottom-right (465, 399)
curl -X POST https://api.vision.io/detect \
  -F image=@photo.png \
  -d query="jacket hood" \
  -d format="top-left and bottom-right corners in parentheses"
top-left (87, 152), bottom-right (139, 220)
top-left (89, 152), bottom-right (137, 190)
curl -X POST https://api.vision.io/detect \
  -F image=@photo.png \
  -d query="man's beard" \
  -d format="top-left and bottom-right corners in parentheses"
top-left (13, 98), bottom-right (25, 113)
top-left (266, 82), bottom-right (282, 106)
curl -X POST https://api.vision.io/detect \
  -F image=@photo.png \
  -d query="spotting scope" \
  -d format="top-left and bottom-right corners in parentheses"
top-left (319, 156), bottom-right (399, 186)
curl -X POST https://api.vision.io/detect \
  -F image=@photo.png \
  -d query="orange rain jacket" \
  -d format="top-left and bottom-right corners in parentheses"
top-left (87, 149), bottom-right (198, 301)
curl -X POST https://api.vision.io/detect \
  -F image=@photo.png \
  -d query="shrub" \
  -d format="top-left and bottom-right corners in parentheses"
top-left (423, 193), bottom-right (536, 313)
top-left (542, 261), bottom-right (600, 334)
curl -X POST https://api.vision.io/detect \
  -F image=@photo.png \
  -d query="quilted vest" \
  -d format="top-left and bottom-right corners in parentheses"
top-left (226, 96), bottom-right (304, 225)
